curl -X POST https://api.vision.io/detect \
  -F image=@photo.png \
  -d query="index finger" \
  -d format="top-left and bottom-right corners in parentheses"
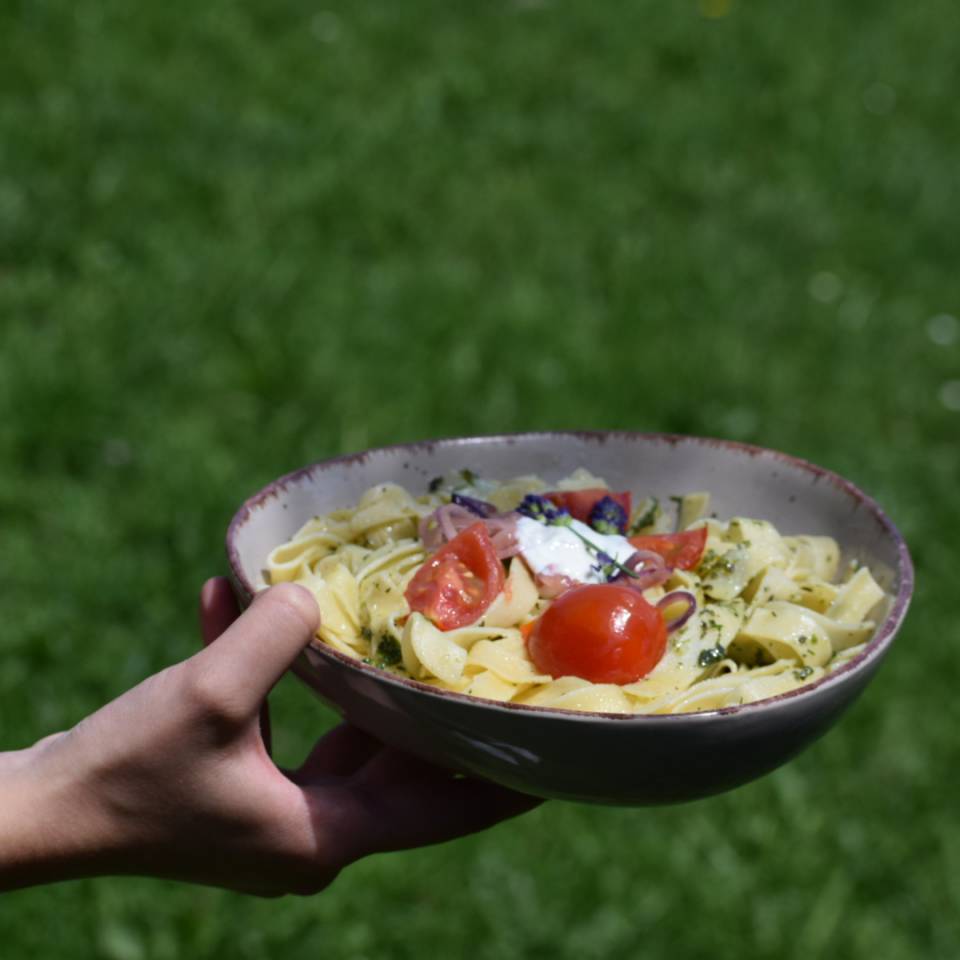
top-left (330, 756), bottom-right (542, 864)
top-left (199, 577), bottom-right (242, 647)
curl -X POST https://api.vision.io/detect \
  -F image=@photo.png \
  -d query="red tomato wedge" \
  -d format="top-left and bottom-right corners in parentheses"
top-left (628, 527), bottom-right (707, 570)
top-left (405, 522), bottom-right (505, 630)
top-left (543, 488), bottom-right (632, 524)
top-left (526, 583), bottom-right (667, 685)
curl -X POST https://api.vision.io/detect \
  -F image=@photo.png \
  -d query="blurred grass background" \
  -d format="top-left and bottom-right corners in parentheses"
top-left (1, 0), bottom-right (958, 956)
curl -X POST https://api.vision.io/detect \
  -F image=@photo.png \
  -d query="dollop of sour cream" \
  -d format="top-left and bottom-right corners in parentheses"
top-left (514, 516), bottom-right (636, 585)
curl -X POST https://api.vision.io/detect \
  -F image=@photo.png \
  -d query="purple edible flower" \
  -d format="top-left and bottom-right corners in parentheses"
top-left (516, 494), bottom-right (571, 525)
top-left (588, 495), bottom-right (628, 535)
top-left (591, 550), bottom-right (622, 582)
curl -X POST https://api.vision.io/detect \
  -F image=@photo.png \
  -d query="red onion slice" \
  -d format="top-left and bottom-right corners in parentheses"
top-left (615, 549), bottom-right (671, 590)
top-left (657, 590), bottom-right (697, 633)
top-left (536, 572), bottom-right (578, 599)
top-left (419, 505), bottom-right (520, 559)
top-left (418, 513), bottom-right (442, 551)
top-left (485, 513), bottom-right (520, 559)
top-left (419, 504), bottom-right (476, 550)
top-left (451, 492), bottom-right (497, 517)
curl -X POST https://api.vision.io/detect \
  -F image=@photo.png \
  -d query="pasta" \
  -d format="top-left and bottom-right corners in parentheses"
top-left (263, 470), bottom-right (887, 715)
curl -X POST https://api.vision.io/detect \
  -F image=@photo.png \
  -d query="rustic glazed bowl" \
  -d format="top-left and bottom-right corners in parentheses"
top-left (226, 432), bottom-right (913, 805)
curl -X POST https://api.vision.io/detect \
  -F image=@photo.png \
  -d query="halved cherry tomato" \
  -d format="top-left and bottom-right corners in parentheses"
top-left (628, 527), bottom-right (707, 570)
top-left (405, 522), bottom-right (504, 630)
top-left (526, 583), bottom-right (667, 685)
top-left (543, 488), bottom-right (632, 525)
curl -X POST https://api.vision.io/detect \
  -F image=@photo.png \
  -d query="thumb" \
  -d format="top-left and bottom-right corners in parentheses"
top-left (191, 583), bottom-right (320, 715)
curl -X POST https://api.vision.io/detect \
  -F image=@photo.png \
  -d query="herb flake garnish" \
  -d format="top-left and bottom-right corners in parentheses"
top-left (698, 643), bottom-right (726, 667)
top-left (629, 497), bottom-right (660, 534)
top-left (374, 635), bottom-right (402, 668)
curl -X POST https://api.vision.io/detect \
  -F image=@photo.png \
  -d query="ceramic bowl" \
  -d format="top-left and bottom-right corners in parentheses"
top-left (226, 432), bottom-right (913, 805)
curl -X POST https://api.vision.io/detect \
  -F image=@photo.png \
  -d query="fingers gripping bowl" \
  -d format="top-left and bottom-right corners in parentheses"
top-left (226, 433), bottom-right (913, 805)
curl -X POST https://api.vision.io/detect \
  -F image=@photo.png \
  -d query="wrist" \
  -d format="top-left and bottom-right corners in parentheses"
top-left (0, 731), bottom-right (123, 890)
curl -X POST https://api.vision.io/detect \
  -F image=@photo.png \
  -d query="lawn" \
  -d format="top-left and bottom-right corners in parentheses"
top-left (1, 0), bottom-right (958, 956)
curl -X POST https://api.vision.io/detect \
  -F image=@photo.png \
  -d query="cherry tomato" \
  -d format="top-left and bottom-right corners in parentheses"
top-left (628, 527), bottom-right (707, 570)
top-left (405, 522), bottom-right (505, 630)
top-left (526, 584), bottom-right (667, 685)
top-left (543, 488), bottom-right (632, 525)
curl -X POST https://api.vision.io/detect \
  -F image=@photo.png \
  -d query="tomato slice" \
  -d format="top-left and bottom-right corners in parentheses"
top-left (543, 488), bottom-right (632, 525)
top-left (405, 522), bottom-right (505, 630)
top-left (526, 583), bottom-right (667, 685)
top-left (628, 527), bottom-right (707, 570)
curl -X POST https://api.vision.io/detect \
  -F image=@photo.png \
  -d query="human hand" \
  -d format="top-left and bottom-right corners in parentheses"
top-left (0, 579), bottom-right (540, 895)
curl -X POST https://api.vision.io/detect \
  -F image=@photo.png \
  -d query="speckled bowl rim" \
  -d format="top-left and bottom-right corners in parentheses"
top-left (227, 430), bottom-right (914, 724)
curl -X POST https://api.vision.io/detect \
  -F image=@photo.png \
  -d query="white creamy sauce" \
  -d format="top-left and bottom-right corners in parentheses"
top-left (514, 516), bottom-right (636, 584)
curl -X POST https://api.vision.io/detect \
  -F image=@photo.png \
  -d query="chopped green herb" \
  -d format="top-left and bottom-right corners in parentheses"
top-left (698, 548), bottom-right (739, 579)
top-left (460, 468), bottom-right (478, 487)
top-left (374, 635), bottom-right (402, 668)
top-left (698, 643), bottom-right (726, 667)
top-left (794, 666), bottom-right (814, 681)
top-left (629, 497), bottom-right (660, 534)
top-left (699, 614), bottom-right (723, 638)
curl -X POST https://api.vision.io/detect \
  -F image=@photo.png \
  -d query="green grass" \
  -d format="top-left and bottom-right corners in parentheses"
top-left (2, 0), bottom-right (959, 956)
